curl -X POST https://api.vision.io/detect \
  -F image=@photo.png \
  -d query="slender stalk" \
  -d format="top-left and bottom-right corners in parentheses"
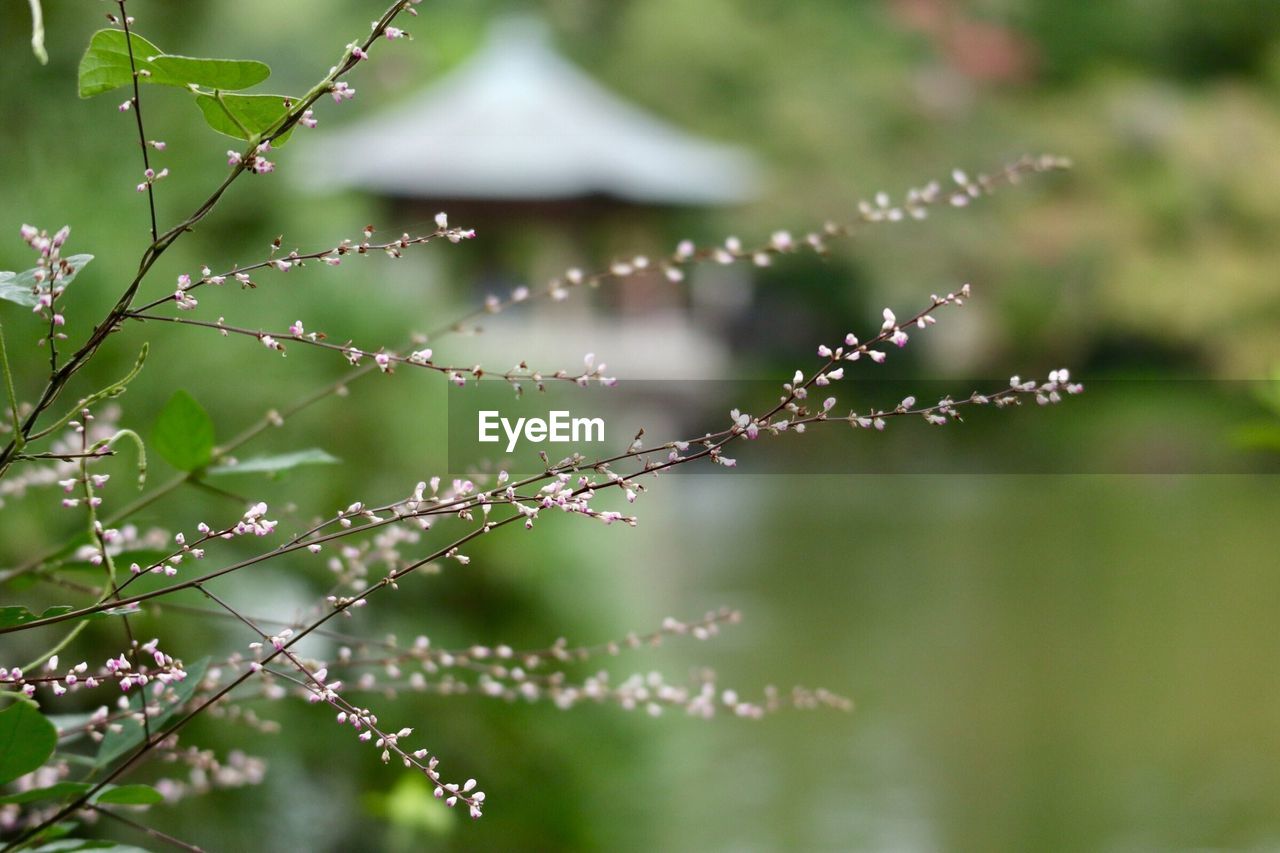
top-left (123, 311), bottom-right (606, 386)
top-left (2, 154), bottom-right (1063, 578)
top-left (118, 0), bottom-right (158, 242)
top-left (6, 517), bottom-right (493, 849)
top-left (20, 621), bottom-right (88, 671)
top-left (90, 805), bottom-right (205, 853)
top-left (0, 286), bottom-right (994, 637)
top-left (0, 318), bottom-right (24, 449)
top-left (0, 0), bottom-right (415, 480)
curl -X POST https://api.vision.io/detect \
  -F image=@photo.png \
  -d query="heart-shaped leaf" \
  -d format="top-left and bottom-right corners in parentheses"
top-left (0, 603), bottom-right (143, 631)
top-left (195, 93), bottom-right (296, 144)
top-left (0, 271), bottom-right (37, 308)
top-left (0, 605), bottom-right (75, 629)
top-left (151, 390), bottom-right (215, 471)
top-left (77, 30), bottom-right (167, 98)
top-left (53, 255), bottom-right (94, 287)
top-left (0, 701), bottom-right (58, 785)
top-left (151, 55), bottom-right (269, 91)
top-left (0, 256), bottom-right (93, 309)
top-left (79, 30), bottom-right (271, 98)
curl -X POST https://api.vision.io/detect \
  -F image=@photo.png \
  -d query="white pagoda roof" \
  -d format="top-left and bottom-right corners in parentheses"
top-left (302, 17), bottom-right (758, 205)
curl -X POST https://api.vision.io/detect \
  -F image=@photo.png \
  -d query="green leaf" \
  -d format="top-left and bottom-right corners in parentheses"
top-left (50, 255), bottom-right (95, 288)
top-left (96, 657), bottom-right (209, 767)
top-left (208, 448), bottom-right (340, 476)
top-left (77, 30), bottom-right (166, 98)
top-left (0, 271), bottom-right (37, 308)
top-left (0, 605), bottom-right (74, 629)
top-left (0, 603), bottom-right (141, 630)
top-left (0, 781), bottom-right (92, 805)
top-left (151, 390), bottom-right (215, 471)
top-left (195, 93), bottom-right (296, 144)
top-left (363, 773), bottom-right (453, 835)
top-left (151, 54), bottom-right (269, 91)
top-left (0, 701), bottom-right (58, 784)
top-left (0, 257), bottom-right (93, 309)
top-left (93, 784), bottom-right (164, 806)
top-left (79, 29), bottom-right (270, 99)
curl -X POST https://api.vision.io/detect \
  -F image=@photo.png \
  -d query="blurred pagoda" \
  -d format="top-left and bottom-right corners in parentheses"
top-left (302, 15), bottom-right (761, 378)
top-left (307, 15), bottom-right (756, 209)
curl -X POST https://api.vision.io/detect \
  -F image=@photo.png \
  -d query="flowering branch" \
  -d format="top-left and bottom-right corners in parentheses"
top-left (0, 0), bottom-right (414, 481)
top-left (430, 154), bottom-right (1069, 339)
top-left (0, 1), bottom-right (1086, 845)
top-left (115, 0), bottom-right (159, 242)
top-left (132, 217), bottom-right (476, 314)
top-left (3, 285), bottom-right (1079, 640)
top-left (123, 311), bottom-right (616, 388)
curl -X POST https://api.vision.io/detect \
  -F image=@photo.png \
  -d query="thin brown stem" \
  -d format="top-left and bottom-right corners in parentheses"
top-left (90, 805), bottom-right (205, 853)
top-left (117, 0), bottom-right (158, 242)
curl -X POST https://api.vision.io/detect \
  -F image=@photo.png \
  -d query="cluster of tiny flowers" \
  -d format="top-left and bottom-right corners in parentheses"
top-left (118, 503), bottom-right (275, 579)
top-left (811, 285), bottom-right (968, 376)
top-left (151, 748), bottom-right (267, 802)
top-left (510, 472), bottom-right (634, 527)
top-left (832, 369), bottom-right (1083, 433)
top-left (17, 224), bottom-right (75, 328)
top-left (543, 285), bottom-right (1081, 482)
top-left (259, 334), bottom-right (616, 391)
top-left (71, 521), bottom-right (168, 567)
top-left (471, 669), bottom-right (852, 720)
top-left (158, 219), bottom-right (474, 317)
top-left (237, 605), bottom-right (843, 810)
top-left (124, 503), bottom-right (278, 582)
top-left (314, 610), bottom-right (743, 692)
top-left (58, 472), bottom-right (106, 512)
top-left (131, 223), bottom-right (625, 394)
top-left (0, 643), bottom-right (188, 698)
top-left (699, 289), bottom-right (969, 463)
top-left (227, 141), bottom-right (274, 174)
top-left (278, 669), bottom-right (485, 818)
top-left (0, 406), bottom-right (121, 509)
top-left (124, 524), bottom-right (217, 577)
top-left (430, 212), bottom-right (477, 244)
top-left (174, 272), bottom-right (198, 310)
top-left (135, 166), bottom-right (169, 193)
top-left (330, 81), bottom-right (355, 103)
top-left (0, 766), bottom-right (72, 834)
top-left (55, 412), bottom-right (107, 509)
top-left (452, 156), bottom-right (1070, 334)
top-left (231, 502), bottom-right (278, 537)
